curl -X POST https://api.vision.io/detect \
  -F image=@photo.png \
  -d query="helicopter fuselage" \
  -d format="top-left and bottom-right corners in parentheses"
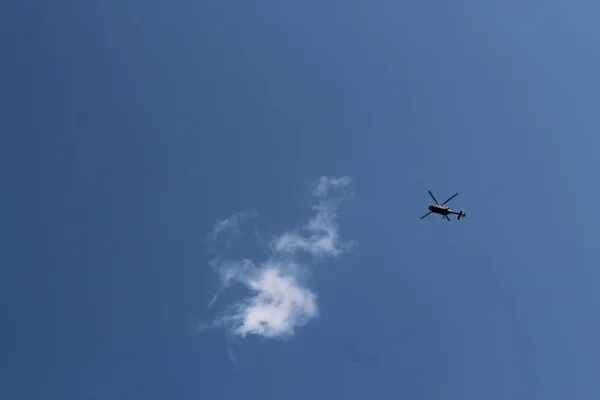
top-left (428, 205), bottom-right (455, 215)
top-left (421, 190), bottom-right (466, 221)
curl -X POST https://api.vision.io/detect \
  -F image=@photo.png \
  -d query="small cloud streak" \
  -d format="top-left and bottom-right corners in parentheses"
top-left (210, 212), bottom-right (257, 240)
top-left (312, 176), bottom-right (352, 197)
top-left (205, 176), bottom-right (355, 339)
top-left (227, 346), bottom-right (238, 364)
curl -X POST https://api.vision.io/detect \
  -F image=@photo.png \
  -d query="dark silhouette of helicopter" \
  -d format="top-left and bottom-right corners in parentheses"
top-left (421, 190), bottom-right (466, 221)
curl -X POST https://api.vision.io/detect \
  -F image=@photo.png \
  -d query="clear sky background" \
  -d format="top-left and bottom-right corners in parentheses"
top-left (4, 0), bottom-right (600, 399)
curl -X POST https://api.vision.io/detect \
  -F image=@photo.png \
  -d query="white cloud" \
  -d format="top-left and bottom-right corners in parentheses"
top-left (210, 212), bottom-right (257, 240)
top-left (221, 266), bottom-right (318, 338)
top-left (312, 176), bottom-right (352, 197)
top-left (206, 176), bottom-right (354, 339)
top-left (272, 203), bottom-right (344, 258)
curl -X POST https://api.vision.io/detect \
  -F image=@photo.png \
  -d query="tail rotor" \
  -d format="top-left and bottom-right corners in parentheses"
top-left (457, 210), bottom-right (466, 220)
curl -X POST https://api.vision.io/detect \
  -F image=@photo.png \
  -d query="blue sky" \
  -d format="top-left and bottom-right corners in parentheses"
top-left (4, 0), bottom-right (600, 398)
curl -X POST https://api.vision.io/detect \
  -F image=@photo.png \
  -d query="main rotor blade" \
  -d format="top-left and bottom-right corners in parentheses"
top-left (427, 190), bottom-right (439, 204)
top-left (441, 193), bottom-right (458, 205)
top-left (420, 211), bottom-right (432, 219)
top-left (444, 215), bottom-right (451, 221)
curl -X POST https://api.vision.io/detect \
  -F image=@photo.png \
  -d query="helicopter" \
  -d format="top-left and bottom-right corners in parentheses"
top-left (420, 190), bottom-right (466, 221)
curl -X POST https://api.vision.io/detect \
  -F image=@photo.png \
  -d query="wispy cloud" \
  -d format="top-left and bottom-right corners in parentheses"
top-left (205, 176), bottom-right (355, 340)
top-left (210, 212), bottom-right (257, 240)
top-left (312, 176), bottom-right (352, 197)
top-left (191, 320), bottom-right (212, 334)
top-left (227, 346), bottom-right (238, 365)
